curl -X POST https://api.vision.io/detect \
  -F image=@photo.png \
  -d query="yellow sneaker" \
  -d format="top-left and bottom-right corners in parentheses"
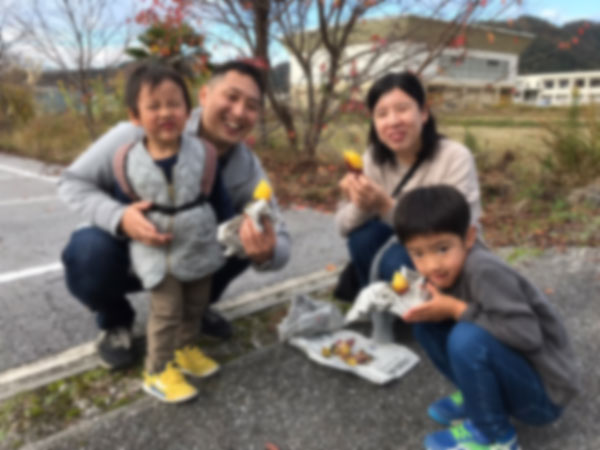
top-left (142, 362), bottom-right (198, 403)
top-left (175, 345), bottom-right (219, 378)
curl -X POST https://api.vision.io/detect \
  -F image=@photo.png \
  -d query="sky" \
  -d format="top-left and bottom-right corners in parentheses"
top-left (2, 0), bottom-right (599, 70)
top-left (516, 0), bottom-right (600, 24)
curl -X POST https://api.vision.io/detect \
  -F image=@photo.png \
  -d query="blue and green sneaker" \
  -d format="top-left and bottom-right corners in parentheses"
top-left (428, 391), bottom-right (467, 426)
top-left (424, 420), bottom-right (520, 450)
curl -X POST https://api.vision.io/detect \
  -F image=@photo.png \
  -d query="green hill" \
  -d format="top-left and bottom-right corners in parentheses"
top-left (484, 15), bottom-right (600, 74)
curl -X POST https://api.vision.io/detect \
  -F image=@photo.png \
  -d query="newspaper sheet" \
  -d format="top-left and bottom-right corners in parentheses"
top-left (290, 330), bottom-right (420, 385)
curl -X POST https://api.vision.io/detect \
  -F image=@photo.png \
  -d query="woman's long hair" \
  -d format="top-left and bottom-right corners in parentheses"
top-left (366, 72), bottom-right (441, 166)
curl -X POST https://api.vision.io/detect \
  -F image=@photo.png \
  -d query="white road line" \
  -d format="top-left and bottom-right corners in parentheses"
top-left (0, 262), bottom-right (63, 284)
top-left (0, 195), bottom-right (57, 207)
top-left (0, 163), bottom-right (59, 183)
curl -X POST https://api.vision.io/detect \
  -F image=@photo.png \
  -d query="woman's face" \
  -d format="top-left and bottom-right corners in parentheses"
top-left (372, 88), bottom-right (429, 163)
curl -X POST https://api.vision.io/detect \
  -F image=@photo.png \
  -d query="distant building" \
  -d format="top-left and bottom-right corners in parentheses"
top-left (514, 70), bottom-right (600, 106)
top-left (35, 66), bottom-right (127, 113)
top-left (287, 15), bottom-right (534, 109)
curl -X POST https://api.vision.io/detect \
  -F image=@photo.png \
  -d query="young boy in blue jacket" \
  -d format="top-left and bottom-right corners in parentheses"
top-left (394, 185), bottom-right (580, 450)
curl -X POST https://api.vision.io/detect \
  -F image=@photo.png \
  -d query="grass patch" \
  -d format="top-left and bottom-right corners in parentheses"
top-left (505, 247), bottom-right (545, 265)
top-left (440, 118), bottom-right (543, 128)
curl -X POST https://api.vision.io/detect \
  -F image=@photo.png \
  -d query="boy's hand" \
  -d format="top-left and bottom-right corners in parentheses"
top-left (239, 215), bottom-right (275, 264)
top-left (402, 283), bottom-right (467, 323)
top-left (120, 201), bottom-right (172, 246)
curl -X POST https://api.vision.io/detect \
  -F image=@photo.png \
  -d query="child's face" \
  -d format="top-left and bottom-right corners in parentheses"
top-left (130, 79), bottom-right (189, 147)
top-left (405, 227), bottom-right (476, 289)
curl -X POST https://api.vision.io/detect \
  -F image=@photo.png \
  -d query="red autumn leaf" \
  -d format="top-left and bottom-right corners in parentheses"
top-left (450, 34), bottom-right (466, 47)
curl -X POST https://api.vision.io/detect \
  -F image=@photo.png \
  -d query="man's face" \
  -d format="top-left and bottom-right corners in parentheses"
top-left (199, 70), bottom-right (261, 153)
top-left (405, 228), bottom-right (475, 289)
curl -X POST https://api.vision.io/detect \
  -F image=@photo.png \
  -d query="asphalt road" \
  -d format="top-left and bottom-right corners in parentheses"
top-left (26, 247), bottom-right (600, 450)
top-left (0, 152), bottom-right (348, 373)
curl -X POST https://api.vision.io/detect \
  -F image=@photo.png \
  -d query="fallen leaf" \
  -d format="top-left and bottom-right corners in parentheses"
top-left (265, 443), bottom-right (280, 450)
top-left (325, 263), bottom-right (337, 272)
top-left (544, 288), bottom-right (554, 295)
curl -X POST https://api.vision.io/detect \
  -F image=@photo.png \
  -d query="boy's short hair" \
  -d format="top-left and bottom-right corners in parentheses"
top-left (210, 60), bottom-right (265, 96)
top-left (394, 185), bottom-right (471, 243)
top-left (125, 63), bottom-right (192, 117)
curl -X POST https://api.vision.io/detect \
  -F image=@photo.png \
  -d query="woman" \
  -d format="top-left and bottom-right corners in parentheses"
top-left (335, 72), bottom-right (482, 314)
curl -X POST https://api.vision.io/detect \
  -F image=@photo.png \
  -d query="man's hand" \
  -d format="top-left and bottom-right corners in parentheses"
top-left (120, 201), bottom-right (172, 246)
top-left (402, 283), bottom-right (467, 323)
top-left (339, 173), bottom-right (393, 215)
top-left (239, 215), bottom-right (275, 264)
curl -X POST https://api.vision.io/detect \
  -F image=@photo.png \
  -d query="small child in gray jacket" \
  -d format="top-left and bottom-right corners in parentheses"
top-left (121, 64), bottom-right (226, 403)
top-left (394, 185), bottom-right (580, 450)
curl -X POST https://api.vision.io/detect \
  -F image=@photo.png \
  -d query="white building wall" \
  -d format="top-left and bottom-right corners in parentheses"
top-left (289, 41), bottom-right (519, 92)
top-left (515, 71), bottom-right (600, 106)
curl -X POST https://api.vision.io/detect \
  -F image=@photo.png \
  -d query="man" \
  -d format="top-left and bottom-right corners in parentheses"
top-left (59, 60), bottom-right (291, 369)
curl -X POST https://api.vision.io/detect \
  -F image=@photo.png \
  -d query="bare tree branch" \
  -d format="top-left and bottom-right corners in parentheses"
top-left (11, 0), bottom-right (135, 137)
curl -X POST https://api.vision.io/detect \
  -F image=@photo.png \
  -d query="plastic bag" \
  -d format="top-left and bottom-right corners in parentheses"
top-left (277, 294), bottom-right (344, 342)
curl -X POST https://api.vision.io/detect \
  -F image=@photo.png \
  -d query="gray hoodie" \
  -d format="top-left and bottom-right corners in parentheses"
top-left (58, 108), bottom-right (291, 271)
top-left (448, 243), bottom-right (581, 407)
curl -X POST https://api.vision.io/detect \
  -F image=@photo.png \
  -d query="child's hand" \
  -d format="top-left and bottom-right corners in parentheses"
top-left (120, 201), bottom-right (172, 246)
top-left (402, 283), bottom-right (467, 323)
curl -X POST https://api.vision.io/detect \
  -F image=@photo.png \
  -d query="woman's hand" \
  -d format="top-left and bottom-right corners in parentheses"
top-left (402, 283), bottom-right (468, 323)
top-left (339, 173), bottom-right (394, 216)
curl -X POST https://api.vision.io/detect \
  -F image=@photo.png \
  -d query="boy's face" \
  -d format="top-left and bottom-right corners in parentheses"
top-left (129, 79), bottom-right (189, 147)
top-left (198, 70), bottom-right (261, 154)
top-left (405, 227), bottom-right (476, 289)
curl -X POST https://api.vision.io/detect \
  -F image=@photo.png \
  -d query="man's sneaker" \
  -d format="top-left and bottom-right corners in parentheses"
top-left (142, 362), bottom-right (198, 403)
top-left (201, 308), bottom-right (233, 339)
top-left (424, 420), bottom-right (520, 450)
top-left (428, 391), bottom-right (467, 425)
top-left (175, 345), bottom-right (219, 378)
top-left (95, 326), bottom-right (135, 369)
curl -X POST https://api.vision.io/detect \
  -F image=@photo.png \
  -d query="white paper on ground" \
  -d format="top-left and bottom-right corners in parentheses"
top-left (289, 329), bottom-right (420, 385)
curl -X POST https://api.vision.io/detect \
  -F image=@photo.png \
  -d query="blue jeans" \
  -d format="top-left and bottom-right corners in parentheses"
top-left (413, 321), bottom-right (562, 440)
top-left (61, 227), bottom-right (250, 330)
top-left (347, 219), bottom-right (413, 286)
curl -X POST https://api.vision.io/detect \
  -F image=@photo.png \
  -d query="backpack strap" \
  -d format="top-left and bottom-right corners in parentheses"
top-left (112, 142), bottom-right (139, 201)
top-left (200, 138), bottom-right (218, 197)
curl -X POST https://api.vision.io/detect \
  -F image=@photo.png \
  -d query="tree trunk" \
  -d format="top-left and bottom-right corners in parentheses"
top-left (254, 0), bottom-right (270, 147)
top-left (76, 72), bottom-right (96, 139)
